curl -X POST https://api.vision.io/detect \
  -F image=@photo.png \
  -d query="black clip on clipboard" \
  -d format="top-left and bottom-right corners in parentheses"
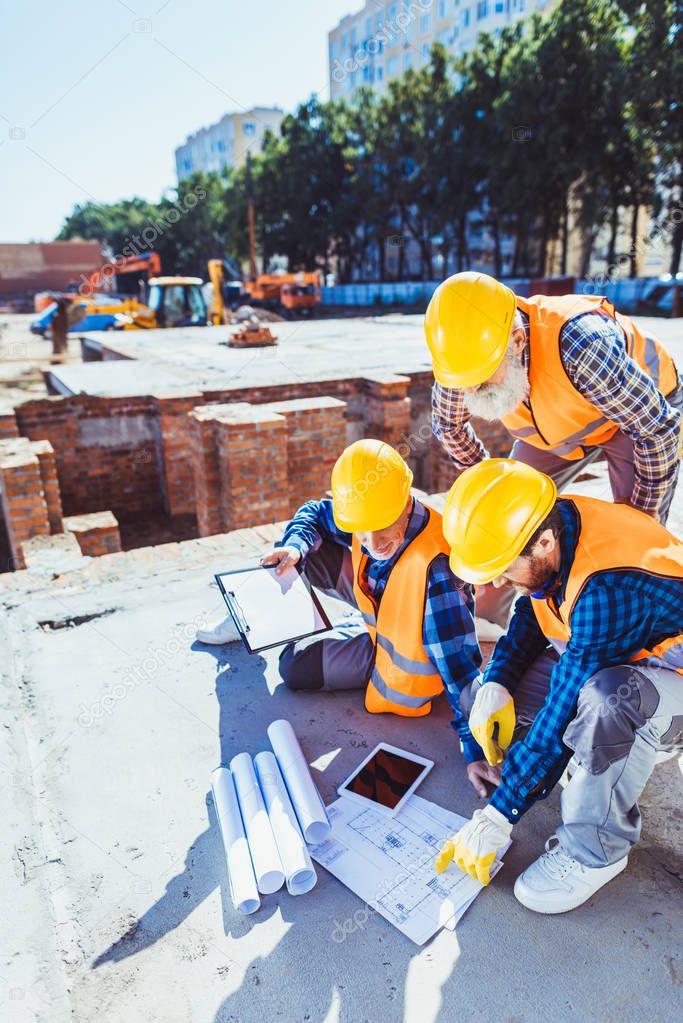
top-left (214, 564), bottom-right (333, 654)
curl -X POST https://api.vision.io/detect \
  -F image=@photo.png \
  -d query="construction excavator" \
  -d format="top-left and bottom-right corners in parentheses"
top-left (207, 259), bottom-right (321, 324)
top-left (31, 252), bottom-right (209, 333)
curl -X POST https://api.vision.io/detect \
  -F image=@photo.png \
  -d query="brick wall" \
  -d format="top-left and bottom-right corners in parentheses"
top-left (14, 395), bottom-right (163, 519)
top-left (0, 408), bottom-right (18, 439)
top-left (152, 392), bottom-right (202, 516)
top-left (31, 440), bottom-right (63, 533)
top-left (265, 397), bottom-right (347, 515)
top-left (189, 397), bottom-right (348, 536)
top-left (216, 406), bottom-right (290, 530)
top-left (0, 439), bottom-right (51, 569)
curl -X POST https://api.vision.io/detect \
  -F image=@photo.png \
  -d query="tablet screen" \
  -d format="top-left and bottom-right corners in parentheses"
top-left (341, 748), bottom-right (427, 810)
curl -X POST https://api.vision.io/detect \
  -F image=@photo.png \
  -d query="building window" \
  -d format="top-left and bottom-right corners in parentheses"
top-left (243, 121), bottom-right (256, 136)
top-left (463, 7), bottom-right (471, 27)
top-left (404, 52), bottom-right (413, 69)
top-left (376, 66), bottom-right (383, 80)
top-left (420, 13), bottom-right (431, 32)
top-left (421, 41), bottom-right (430, 58)
top-left (387, 55), bottom-right (399, 75)
top-left (438, 0), bottom-right (446, 16)
top-left (362, 66), bottom-right (372, 81)
top-left (388, 4), bottom-right (397, 19)
top-left (495, 0), bottom-right (504, 11)
top-left (375, 13), bottom-right (382, 30)
top-left (477, 0), bottom-right (489, 19)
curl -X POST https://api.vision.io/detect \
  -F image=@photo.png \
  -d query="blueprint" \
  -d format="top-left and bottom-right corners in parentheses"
top-left (309, 793), bottom-right (508, 945)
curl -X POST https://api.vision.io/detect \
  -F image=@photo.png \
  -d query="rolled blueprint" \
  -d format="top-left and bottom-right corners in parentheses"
top-left (230, 752), bottom-right (285, 894)
top-left (211, 767), bottom-right (260, 915)
top-left (254, 751), bottom-right (318, 896)
top-left (267, 719), bottom-right (331, 845)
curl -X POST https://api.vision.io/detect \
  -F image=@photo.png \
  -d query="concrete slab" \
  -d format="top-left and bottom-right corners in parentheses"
top-left (3, 510), bottom-right (682, 1023)
top-left (41, 312), bottom-right (683, 400)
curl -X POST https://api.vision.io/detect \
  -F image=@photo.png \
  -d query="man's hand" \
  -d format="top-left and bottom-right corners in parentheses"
top-left (260, 546), bottom-right (302, 575)
top-left (434, 805), bottom-right (512, 884)
top-left (467, 759), bottom-right (503, 798)
top-left (469, 681), bottom-right (515, 766)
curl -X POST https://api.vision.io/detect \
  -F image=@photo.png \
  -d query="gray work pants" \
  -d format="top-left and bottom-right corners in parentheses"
top-left (278, 541), bottom-right (375, 692)
top-left (462, 652), bottom-right (683, 867)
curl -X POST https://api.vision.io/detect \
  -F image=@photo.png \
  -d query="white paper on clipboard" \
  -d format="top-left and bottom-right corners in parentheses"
top-left (215, 564), bottom-right (332, 653)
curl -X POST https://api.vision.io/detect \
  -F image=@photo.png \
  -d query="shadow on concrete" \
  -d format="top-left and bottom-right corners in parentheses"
top-left (92, 641), bottom-right (273, 966)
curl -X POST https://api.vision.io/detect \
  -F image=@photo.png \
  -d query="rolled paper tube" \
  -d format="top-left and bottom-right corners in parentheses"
top-left (230, 752), bottom-right (285, 894)
top-left (210, 767), bottom-right (260, 915)
top-left (267, 719), bottom-right (331, 845)
top-left (254, 751), bottom-right (317, 896)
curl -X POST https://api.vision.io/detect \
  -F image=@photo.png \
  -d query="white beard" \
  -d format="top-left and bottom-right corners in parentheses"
top-left (463, 347), bottom-right (529, 420)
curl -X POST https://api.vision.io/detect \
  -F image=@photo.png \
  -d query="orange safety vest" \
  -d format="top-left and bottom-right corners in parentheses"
top-left (532, 495), bottom-right (683, 674)
top-left (502, 294), bottom-right (679, 461)
top-left (351, 505), bottom-right (451, 716)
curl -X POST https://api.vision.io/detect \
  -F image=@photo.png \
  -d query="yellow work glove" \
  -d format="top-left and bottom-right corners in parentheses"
top-left (469, 681), bottom-right (515, 766)
top-left (434, 805), bottom-right (512, 884)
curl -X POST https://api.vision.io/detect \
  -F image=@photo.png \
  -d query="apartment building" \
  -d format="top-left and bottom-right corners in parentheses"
top-left (329, 0), bottom-right (555, 99)
top-left (175, 107), bottom-right (284, 181)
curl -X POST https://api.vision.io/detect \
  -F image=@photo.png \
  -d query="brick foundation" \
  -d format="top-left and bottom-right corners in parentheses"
top-left (152, 392), bottom-right (202, 516)
top-left (216, 406), bottom-right (290, 530)
top-left (0, 439), bottom-right (51, 569)
top-left (0, 408), bottom-right (19, 439)
top-left (31, 440), bottom-right (63, 533)
top-left (63, 511), bottom-right (122, 557)
top-left (265, 397), bottom-right (347, 515)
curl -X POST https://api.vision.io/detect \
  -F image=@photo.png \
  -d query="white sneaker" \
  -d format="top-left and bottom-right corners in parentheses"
top-left (195, 614), bottom-right (240, 645)
top-left (514, 836), bottom-right (628, 914)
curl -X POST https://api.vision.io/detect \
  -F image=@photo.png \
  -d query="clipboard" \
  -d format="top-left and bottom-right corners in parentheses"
top-left (214, 563), bottom-right (333, 654)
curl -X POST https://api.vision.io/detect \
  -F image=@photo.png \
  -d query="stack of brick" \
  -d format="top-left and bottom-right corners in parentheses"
top-left (63, 511), bottom-right (122, 557)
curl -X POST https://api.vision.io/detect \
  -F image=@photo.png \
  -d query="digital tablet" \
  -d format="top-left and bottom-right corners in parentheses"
top-left (337, 743), bottom-right (434, 816)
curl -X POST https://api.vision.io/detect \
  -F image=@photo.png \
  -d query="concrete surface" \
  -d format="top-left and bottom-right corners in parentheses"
top-left (2, 498), bottom-right (682, 1023)
top-left (45, 313), bottom-right (683, 398)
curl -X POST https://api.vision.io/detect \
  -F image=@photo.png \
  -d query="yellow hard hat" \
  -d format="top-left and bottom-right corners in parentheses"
top-left (424, 271), bottom-right (517, 389)
top-left (331, 439), bottom-right (413, 533)
top-left (442, 459), bottom-right (557, 584)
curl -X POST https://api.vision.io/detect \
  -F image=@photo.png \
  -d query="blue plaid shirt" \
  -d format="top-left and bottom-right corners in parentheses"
top-left (280, 498), bottom-right (484, 760)
top-left (432, 308), bottom-right (681, 518)
top-left (485, 498), bottom-right (683, 823)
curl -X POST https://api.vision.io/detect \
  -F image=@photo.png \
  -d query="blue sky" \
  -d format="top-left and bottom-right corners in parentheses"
top-left (0, 0), bottom-right (355, 242)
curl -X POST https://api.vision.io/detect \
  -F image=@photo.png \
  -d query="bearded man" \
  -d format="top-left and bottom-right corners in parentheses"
top-left (426, 272), bottom-right (682, 523)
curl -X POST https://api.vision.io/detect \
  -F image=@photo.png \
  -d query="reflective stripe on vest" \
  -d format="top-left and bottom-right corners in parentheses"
top-left (503, 294), bottom-right (679, 461)
top-left (531, 496), bottom-right (683, 675)
top-left (369, 666), bottom-right (434, 709)
top-left (351, 504), bottom-right (452, 717)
